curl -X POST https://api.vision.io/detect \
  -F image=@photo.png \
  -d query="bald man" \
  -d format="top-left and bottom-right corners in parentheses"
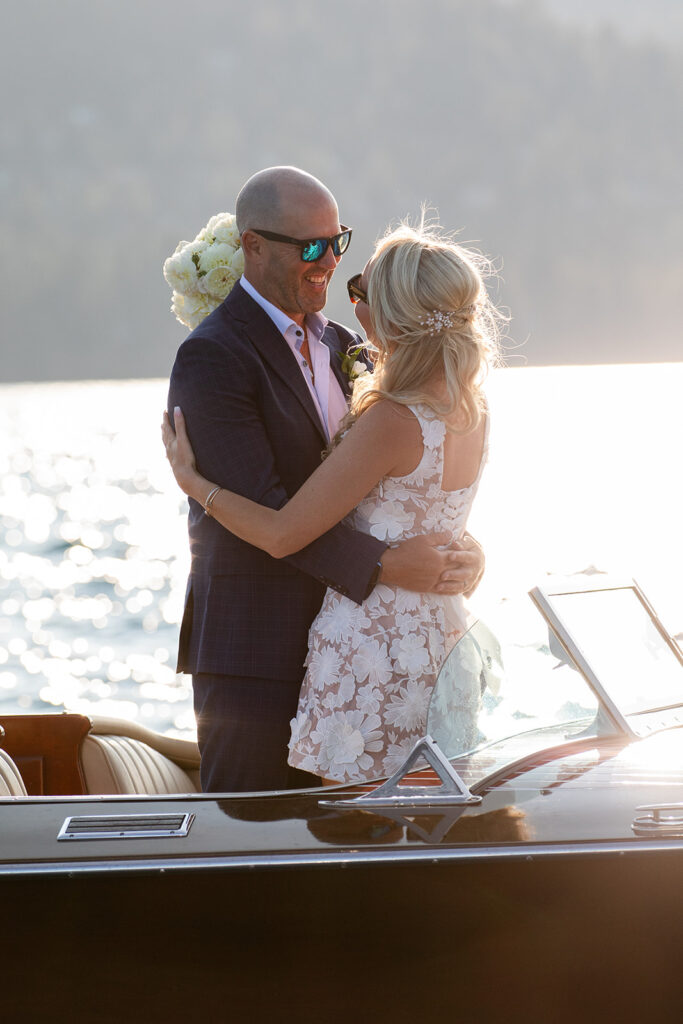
top-left (168, 166), bottom-right (483, 792)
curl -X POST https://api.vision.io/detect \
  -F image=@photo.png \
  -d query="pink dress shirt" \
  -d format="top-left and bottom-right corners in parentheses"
top-left (239, 277), bottom-right (348, 441)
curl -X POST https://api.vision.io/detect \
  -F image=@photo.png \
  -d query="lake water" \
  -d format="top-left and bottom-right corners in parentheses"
top-left (0, 365), bottom-right (681, 738)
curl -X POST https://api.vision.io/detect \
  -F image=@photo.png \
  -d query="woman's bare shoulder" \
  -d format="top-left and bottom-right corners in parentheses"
top-left (349, 400), bottom-right (423, 476)
top-left (359, 399), bottom-right (422, 436)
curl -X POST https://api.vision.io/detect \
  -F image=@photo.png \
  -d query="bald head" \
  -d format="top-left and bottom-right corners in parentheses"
top-left (235, 166), bottom-right (338, 236)
top-left (236, 167), bottom-right (344, 322)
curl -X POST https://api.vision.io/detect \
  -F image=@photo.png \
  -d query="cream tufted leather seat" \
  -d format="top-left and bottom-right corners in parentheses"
top-left (80, 717), bottom-right (201, 795)
top-left (0, 747), bottom-right (27, 797)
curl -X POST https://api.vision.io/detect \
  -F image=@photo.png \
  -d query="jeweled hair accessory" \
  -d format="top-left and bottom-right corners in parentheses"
top-left (419, 306), bottom-right (476, 335)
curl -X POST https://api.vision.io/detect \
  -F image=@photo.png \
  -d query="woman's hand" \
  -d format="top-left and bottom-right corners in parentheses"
top-left (161, 407), bottom-right (203, 498)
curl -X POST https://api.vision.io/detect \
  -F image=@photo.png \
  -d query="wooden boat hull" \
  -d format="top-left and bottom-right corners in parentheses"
top-left (4, 842), bottom-right (683, 1023)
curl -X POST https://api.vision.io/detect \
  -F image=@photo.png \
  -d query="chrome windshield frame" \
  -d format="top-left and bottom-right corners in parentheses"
top-left (530, 578), bottom-right (683, 738)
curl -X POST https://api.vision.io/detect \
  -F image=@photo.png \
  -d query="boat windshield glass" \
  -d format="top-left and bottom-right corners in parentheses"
top-left (535, 586), bottom-right (683, 718)
top-left (426, 597), bottom-right (604, 760)
top-left (427, 583), bottom-right (683, 760)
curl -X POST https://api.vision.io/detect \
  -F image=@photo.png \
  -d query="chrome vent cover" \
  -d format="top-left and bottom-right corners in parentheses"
top-left (58, 812), bottom-right (195, 841)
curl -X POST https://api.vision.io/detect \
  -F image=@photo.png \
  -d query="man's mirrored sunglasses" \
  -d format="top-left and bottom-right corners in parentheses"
top-left (252, 226), bottom-right (352, 262)
top-left (347, 273), bottom-right (368, 305)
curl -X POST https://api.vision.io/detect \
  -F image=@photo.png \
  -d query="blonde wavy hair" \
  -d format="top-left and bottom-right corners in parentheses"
top-left (345, 218), bottom-right (503, 437)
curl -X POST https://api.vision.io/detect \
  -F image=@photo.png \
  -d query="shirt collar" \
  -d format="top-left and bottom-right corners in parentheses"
top-left (239, 275), bottom-right (327, 341)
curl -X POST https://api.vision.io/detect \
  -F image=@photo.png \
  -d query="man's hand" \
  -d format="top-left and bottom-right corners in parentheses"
top-left (445, 532), bottom-right (485, 598)
top-left (379, 531), bottom-right (485, 596)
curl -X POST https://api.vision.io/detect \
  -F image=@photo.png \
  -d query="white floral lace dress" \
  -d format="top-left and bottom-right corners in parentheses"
top-left (288, 403), bottom-right (489, 783)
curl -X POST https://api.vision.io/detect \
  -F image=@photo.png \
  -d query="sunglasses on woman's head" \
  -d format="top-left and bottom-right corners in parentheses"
top-left (252, 226), bottom-right (352, 262)
top-left (347, 273), bottom-right (368, 305)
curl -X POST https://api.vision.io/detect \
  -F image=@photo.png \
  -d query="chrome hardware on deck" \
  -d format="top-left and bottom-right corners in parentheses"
top-left (58, 812), bottom-right (195, 841)
top-left (632, 803), bottom-right (683, 838)
top-left (321, 735), bottom-right (482, 811)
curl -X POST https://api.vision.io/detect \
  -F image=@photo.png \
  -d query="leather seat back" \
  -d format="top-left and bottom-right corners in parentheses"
top-left (80, 718), bottom-right (201, 795)
top-left (80, 734), bottom-right (200, 794)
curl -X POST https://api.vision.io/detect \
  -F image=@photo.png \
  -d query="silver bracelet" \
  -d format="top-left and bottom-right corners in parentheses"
top-left (203, 485), bottom-right (222, 517)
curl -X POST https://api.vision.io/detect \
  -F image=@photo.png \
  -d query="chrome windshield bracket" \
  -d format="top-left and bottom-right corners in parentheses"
top-left (321, 735), bottom-right (482, 811)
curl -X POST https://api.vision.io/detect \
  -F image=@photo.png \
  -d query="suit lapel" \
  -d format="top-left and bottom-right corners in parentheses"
top-left (324, 321), bottom-right (375, 400)
top-left (226, 285), bottom-right (328, 441)
top-left (322, 324), bottom-right (353, 399)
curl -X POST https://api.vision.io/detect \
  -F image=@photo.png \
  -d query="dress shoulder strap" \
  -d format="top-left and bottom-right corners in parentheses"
top-left (470, 408), bottom-right (490, 489)
top-left (407, 403), bottom-right (447, 450)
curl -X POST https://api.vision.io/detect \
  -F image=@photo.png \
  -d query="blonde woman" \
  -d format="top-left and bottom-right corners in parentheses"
top-left (163, 221), bottom-right (501, 784)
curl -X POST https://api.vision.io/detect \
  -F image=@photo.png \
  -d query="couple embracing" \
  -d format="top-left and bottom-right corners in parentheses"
top-left (164, 165), bottom-right (501, 793)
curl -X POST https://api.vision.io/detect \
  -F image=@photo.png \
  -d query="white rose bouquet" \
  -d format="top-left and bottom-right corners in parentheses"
top-left (163, 212), bottom-right (244, 329)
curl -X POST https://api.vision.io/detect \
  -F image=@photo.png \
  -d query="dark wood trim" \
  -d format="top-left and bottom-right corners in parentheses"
top-left (0, 714), bottom-right (91, 795)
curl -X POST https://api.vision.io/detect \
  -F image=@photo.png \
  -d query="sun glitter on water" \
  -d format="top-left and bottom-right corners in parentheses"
top-left (0, 365), bottom-right (681, 737)
top-left (0, 380), bottom-right (193, 735)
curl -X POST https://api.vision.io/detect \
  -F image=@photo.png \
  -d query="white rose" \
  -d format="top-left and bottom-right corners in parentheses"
top-left (213, 221), bottom-right (240, 247)
top-left (163, 247), bottom-right (198, 293)
top-left (203, 265), bottom-right (237, 300)
top-left (172, 291), bottom-right (213, 330)
top-left (170, 292), bottom-right (189, 326)
top-left (229, 247), bottom-right (244, 276)
top-left (164, 212), bottom-right (241, 329)
top-left (198, 242), bottom-right (234, 275)
top-left (351, 361), bottom-right (367, 378)
top-left (206, 211), bottom-right (234, 234)
top-left (190, 239), bottom-right (208, 258)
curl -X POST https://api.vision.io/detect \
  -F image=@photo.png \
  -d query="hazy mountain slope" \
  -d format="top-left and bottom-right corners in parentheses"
top-left (1, 0), bottom-right (681, 381)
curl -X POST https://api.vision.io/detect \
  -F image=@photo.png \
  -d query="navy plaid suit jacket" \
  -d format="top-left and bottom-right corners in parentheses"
top-left (168, 282), bottom-right (386, 681)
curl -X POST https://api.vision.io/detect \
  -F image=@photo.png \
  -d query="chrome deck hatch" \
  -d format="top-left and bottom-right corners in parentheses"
top-left (58, 812), bottom-right (195, 841)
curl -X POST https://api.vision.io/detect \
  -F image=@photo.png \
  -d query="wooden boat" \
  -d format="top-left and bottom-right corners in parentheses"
top-left (2, 579), bottom-right (683, 1023)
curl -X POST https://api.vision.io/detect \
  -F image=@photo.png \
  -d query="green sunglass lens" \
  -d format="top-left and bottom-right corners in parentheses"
top-left (301, 231), bottom-right (350, 261)
top-left (302, 240), bottom-right (325, 261)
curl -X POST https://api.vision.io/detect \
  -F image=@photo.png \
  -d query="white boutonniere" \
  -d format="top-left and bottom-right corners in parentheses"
top-left (339, 344), bottom-right (371, 384)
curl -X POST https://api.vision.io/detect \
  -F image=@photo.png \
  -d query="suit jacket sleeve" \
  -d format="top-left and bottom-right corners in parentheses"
top-left (168, 330), bottom-right (386, 605)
